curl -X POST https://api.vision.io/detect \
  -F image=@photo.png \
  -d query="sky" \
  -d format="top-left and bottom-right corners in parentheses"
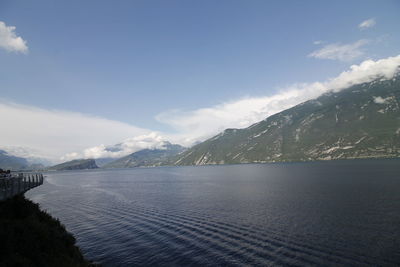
top-left (0, 0), bottom-right (400, 163)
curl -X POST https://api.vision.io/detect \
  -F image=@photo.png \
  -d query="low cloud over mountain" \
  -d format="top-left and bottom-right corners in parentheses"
top-left (1, 55), bottom-right (399, 162)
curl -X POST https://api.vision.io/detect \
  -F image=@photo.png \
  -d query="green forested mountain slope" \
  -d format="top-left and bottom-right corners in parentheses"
top-left (48, 159), bottom-right (98, 171)
top-left (174, 76), bottom-right (400, 165)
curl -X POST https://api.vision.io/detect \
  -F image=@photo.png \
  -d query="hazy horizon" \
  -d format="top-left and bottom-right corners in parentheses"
top-left (1, 0), bottom-right (399, 163)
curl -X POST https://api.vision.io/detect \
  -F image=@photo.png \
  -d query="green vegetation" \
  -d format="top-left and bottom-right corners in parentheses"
top-left (174, 76), bottom-right (400, 165)
top-left (48, 159), bottom-right (98, 171)
top-left (0, 195), bottom-right (98, 266)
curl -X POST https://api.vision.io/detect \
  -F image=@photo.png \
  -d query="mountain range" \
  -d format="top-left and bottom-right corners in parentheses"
top-left (48, 159), bottom-right (98, 171)
top-left (173, 75), bottom-right (400, 165)
top-left (103, 142), bottom-right (185, 168)
top-left (0, 150), bottom-right (30, 170)
top-left (3, 74), bottom-right (400, 171)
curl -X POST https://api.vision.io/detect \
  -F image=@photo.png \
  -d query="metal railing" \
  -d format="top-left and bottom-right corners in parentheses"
top-left (0, 173), bottom-right (44, 201)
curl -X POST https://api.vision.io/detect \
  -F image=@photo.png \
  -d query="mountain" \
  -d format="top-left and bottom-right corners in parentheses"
top-left (174, 76), bottom-right (400, 165)
top-left (0, 150), bottom-right (29, 170)
top-left (48, 159), bottom-right (98, 171)
top-left (0, 146), bottom-right (52, 167)
top-left (95, 158), bottom-right (116, 167)
top-left (103, 142), bottom-right (185, 168)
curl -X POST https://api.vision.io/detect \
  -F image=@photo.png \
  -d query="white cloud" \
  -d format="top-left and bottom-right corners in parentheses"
top-left (308, 39), bottom-right (369, 61)
top-left (313, 40), bottom-right (323, 45)
top-left (327, 56), bottom-right (400, 91)
top-left (0, 146), bottom-right (52, 166)
top-left (157, 55), bottom-right (400, 145)
top-left (0, 21), bottom-right (28, 53)
top-left (157, 84), bottom-right (328, 145)
top-left (0, 145), bottom-right (46, 160)
top-left (359, 18), bottom-right (376, 29)
top-left (63, 132), bottom-right (170, 161)
top-left (0, 102), bottom-right (150, 162)
top-left (2, 55), bottom-right (400, 162)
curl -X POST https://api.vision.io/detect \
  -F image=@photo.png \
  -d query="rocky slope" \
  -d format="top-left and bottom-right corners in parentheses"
top-left (174, 76), bottom-right (400, 165)
top-left (49, 159), bottom-right (99, 171)
top-left (104, 142), bottom-right (185, 168)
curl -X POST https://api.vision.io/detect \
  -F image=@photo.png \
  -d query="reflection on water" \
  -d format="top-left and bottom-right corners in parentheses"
top-left (27, 159), bottom-right (400, 266)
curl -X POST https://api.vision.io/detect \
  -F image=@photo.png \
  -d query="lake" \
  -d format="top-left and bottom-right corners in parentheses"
top-left (26, 159), bottom-right (400, 266)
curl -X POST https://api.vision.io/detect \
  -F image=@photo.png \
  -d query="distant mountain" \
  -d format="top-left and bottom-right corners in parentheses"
top-left (174, 75), bottom-right (400, 165)
top-left (0, 150), bottom-right (29, 170)
top-left (0, 146), bottom-right (52, 167)
top-left (103, 142), bottom-right (185, 168)
top-left (95, 158), bottom-right (116, 167)
top-left (48, 159), bottom-right (98, 171)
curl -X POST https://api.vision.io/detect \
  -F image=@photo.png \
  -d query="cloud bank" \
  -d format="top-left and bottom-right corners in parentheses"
top-left (2, 55), bottom-right (399, 162)
top-left (0, 21), bottom-right (28, 53)
top-left (0, 102), bottom-right (149, 162)
top-left (308, 39), bottom-right (369, 61)
top-left (62, 132), bottom-right (169, 161)
top-left (157, 55), bottom-right (400, 145)
top-left (359, 18), bottom-right (376, 29)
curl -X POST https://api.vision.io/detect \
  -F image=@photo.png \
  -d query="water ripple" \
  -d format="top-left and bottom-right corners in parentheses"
top-left (27, 161), bottom-right (400, 266)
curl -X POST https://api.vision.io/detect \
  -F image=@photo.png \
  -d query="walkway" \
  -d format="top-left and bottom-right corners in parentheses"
top-left (0, 173), bottom-right (44, 201)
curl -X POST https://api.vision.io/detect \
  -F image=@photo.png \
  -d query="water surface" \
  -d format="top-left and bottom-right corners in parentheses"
top-left (27, 159), bottom-right (400, 266)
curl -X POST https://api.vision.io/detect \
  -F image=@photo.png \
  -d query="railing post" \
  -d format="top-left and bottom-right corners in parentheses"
top-left (0, 172), bottom-right (43, 201)
top-left (18, 177), bottom-right (21, 194)
top-left (10, 179), bottom-right (12, 197)
top-left (0, 179), bottom-right (3, 201)
top-left (8, 179), bottom-right (10, 198)
top-left (3, 179), bottom-right (7, 198)
top-left (7, 179), bottom-right (11, 198)
top-left (4, 179), bottom-right (7, 199)
top-left (11, 179), bottom-right (14, 197)
top-left (10, 178), bottom-right (12, 197)
top-left (11, 178), bottom-right (14, 197)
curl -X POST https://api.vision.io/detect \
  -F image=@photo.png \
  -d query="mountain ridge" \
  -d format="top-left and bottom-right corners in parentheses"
top-left (0, 150), bottom-right (29, 170)
top-left (103, 142), bottom-right (185, 168)
top-left (48, 159), bottom-right (99, 171)
top-left (173, 75), bottom-right (400, 166)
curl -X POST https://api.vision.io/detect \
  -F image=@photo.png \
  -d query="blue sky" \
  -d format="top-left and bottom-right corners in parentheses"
top-left (0, 0), bottom-right (400, 161)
